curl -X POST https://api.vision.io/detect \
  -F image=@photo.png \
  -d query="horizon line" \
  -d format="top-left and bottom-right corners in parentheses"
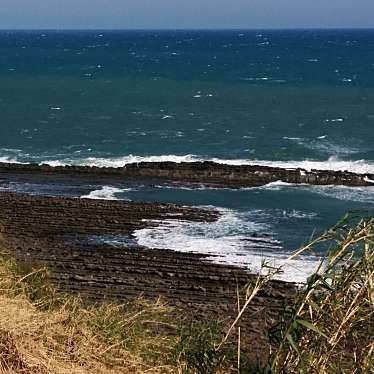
top-left (0, 27), bottom-right (374, 32)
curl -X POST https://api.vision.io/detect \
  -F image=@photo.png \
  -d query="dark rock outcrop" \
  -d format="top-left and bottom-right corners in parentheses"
top-left (0, 161), bottom-right (373, 188)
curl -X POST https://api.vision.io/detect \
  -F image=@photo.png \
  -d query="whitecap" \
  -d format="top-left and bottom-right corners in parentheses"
top-left (0, 158), bottom-right (24, 164)
top-left (364, 176), bottom-right (374, 184)
top-left (260, 181), bottom-right (297, 189)
top-left (283, 136), bottom-right (304, 141)
top-left (0, 151), bottom-right (25, 164)
top-left (37, 155), bottom-right (374, 175)
top-left (81, 186), bottom-right (131, 200)
top-left (40, 160), bottom-right (66, 167)
top-left (282, 210), bottom-right (318, 220)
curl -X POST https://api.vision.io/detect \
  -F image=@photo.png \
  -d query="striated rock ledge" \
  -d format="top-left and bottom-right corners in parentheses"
top-left (0, 191), bottom-right (295, 361)
top-left (0, 161), bottom-right (373, 187)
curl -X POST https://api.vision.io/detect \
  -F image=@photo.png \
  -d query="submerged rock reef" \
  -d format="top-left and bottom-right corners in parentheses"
top-left (0, 160), bottom-right (373, 188)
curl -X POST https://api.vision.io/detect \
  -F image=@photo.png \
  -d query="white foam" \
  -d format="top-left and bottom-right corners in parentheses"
top-left (134, 208), bottom-right (320, 283)
top-left (154, 181), bottom-right (298, 192)
top-left (0, 156), bottom-right (24, 164)
top-left (1, 151), bottom-right (372, 176)
top-left (41, 160), bottom-right (67, 167)
top-left (81, 186), bottom-right (130, 200)
top-left (259, 182), bottom-right (374, 203)
top-left (40, 154), bottom-right (202, 168)
top-left (207, 157), bottom-right (374, 175)
top-left (364, 176), bottom-right (374, 184)
top-left (324, 118), bottom-right (345, 123)
top-left (285, 137), bottom-right (359, 155)
top-left (262, 181), bottom-right (295, 188)
top-left (308, 185), bottom-right (374, 203)
top-left (283, 136), bottom-right (303, 141)
top-left (282, 210), bottom-right (318, 220)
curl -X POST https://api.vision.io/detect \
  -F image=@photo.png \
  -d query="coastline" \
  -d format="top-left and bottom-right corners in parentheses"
top-left (0, 190), bottom-right (296, 361)
top-left (1, 161), bottom-right (372, 362)
top-left (1, 160), bottom-right (374, 188)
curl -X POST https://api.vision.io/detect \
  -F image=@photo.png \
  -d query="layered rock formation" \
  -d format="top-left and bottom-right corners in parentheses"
top-left (1, 161), bottom-right (373, 188)
top-left (0, 191), bottom-right (295, 362)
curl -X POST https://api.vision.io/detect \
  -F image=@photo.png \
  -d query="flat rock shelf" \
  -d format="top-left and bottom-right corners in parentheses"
top-left (0, 191), bottom-right (295, 362)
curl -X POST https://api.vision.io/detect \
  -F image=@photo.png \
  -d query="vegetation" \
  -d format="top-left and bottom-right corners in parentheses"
top-left (0, 255), bottom-right (177, 373)
top-left (0, 214), bottom-right (373, 373)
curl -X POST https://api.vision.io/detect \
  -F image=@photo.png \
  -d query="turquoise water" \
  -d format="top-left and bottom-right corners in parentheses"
top-left (1, 30), bottom-right (374, 280)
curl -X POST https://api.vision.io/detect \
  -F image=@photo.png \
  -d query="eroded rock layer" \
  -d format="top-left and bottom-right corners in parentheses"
top-left (1, 161), bottom-right (373, 187)
top-left (0, 191), bottom-right (295, 362)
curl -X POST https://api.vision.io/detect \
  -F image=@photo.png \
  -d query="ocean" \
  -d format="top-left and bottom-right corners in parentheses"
top-left (1, 30), bottom-right (374, 281)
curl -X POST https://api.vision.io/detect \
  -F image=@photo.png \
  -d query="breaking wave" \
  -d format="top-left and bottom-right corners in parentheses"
top-left (81, 186), bottom-right (131, 200)
top-left (134, 207), bottom-right (320, 283)
top-left (1, 148), bottom-right (374, 175)
top-left (43, 155), bottom-right (374, 175)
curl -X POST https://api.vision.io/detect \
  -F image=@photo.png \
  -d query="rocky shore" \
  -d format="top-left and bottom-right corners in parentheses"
top-left (0, 191), bottom-right (295, 361)
top-left (2, 160), bottom-right (369, 361)
top-left (1, 160), bottom-right (373, 187)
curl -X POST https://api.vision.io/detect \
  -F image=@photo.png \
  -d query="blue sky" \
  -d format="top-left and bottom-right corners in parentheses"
top-left (1, 0), bottom-right (373, 29)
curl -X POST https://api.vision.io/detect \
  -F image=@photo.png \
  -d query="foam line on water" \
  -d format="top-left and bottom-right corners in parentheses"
top-left (258, 183), bottom-right (374, 204)
top-left (1, 149), bottom-right (374, 175)
top-left (36, 155), bottom-right (374, 175)
top-left (2, 147), bottom-right (374, 176)
top-left (0, 156), bottom-right (24, 164)
top-left (134, 208), bottom-right (320, 283)
top-left (307, 185), bottom-right (374, 203)
top-left (154, 180), bottom-right (300, 192)
top-left (153, 181), bottom-right (374, 204)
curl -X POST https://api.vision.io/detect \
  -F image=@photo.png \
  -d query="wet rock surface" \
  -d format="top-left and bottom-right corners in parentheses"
top-left (0, 191), bottom-right (295, 362)
top-left (1, 161), bottom-right (373, 187)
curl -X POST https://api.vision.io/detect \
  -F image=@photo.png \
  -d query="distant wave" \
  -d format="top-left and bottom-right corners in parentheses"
top-left (283, 136), bottom-right (362, 156)
top-left (308, 185), bottom-right (374, 204)
top-left (256, 182), bottom-right (374, 203)
top-left (1, 150), bottom-right (374, 175)
top-left (0, 156), bottom-right (24, 164)
top-left (43, 155), bottom-right (374, 175)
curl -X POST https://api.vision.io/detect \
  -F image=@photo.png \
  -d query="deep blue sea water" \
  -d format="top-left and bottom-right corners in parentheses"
top-left (1, 30), bottom-right (374, 281)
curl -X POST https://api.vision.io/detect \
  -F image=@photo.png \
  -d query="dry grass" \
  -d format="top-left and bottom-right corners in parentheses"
top-left (0, 256), bottom-right (177, 374)
top-left (0, 214), bottom-right (373, 373)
